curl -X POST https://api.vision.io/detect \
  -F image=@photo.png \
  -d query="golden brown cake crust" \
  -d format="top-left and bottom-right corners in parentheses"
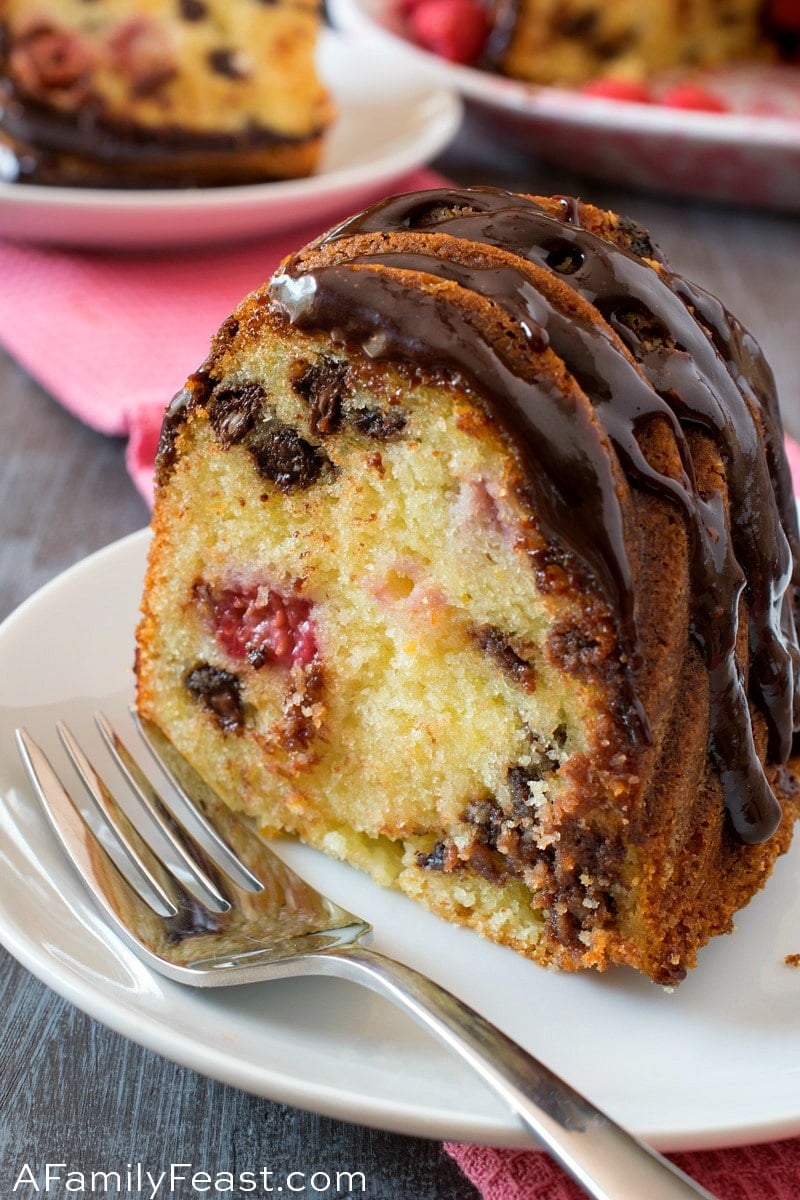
top-left (137, 187), bottom-right (800, 984)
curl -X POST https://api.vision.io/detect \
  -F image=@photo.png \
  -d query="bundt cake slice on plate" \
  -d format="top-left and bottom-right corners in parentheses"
top-left (136, 186), bottom-right (800, 985)
top-left (0, 0), bottom-right (332, 186)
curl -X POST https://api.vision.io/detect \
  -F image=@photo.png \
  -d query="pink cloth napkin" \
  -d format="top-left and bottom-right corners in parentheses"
top-left (0, 168), bottom-right (443, 502)
top-left (446, 1137), bottom-right (800, 1199)
top-left (3, 167), bottom-right (800, 1200)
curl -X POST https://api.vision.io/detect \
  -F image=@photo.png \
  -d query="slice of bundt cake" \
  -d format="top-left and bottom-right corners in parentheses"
top-left (135, 186), bottom-right (800, 985)
top-left (0, 0), bottom-right (332, 187)
top-left (480, 0), bottom-right (766, 86)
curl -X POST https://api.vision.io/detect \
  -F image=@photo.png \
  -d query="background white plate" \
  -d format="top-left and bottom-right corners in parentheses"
top-left (0, 32), bottom-right (461, 250)
top-left (2, 530), bottom-right (800, 1151)
top-left (334, 0), bottom-right (800, 212)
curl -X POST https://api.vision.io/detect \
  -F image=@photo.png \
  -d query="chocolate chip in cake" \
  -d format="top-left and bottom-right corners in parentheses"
top-left (351, 406), bottom-right (407, 441)
top-left (594, 30), bottom-right (636, 59)
top-left (474, 625), bottom-right (537, 692)
top-left (249, 421), bottom-right (328, 492)
top-left (416, 840), bottom-right (460, 872)
top-left (155, 372), bottom-right (211, 487)
top-left (208, 48), bottom-right (250, 79)
top-left (507, 764), bottom-right (544, 817)
top-left (417, 841), bottom-right (446, 870)
top-left (293, 358), bottom-right (349, 436)
top-left (209, 383), bottom-right (264, 447)
top-left (215, 314), bottom-right (241, 346)
top-left (554, 823), bottom-right (623, 935)
top-left (553, 11), bottom-right (599, 38)
top-left (464, 797), bottom-right (505, 849)
top-left (179, 0), bottom-right (208, 18)
top-left (185, 663), bottom-right (244, 732)
top-left (466, 842), bottom-right (508, 885)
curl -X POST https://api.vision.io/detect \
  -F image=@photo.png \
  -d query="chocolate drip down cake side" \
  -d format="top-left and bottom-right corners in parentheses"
top-left (0, 0), bottom-right (332, 187)
top-left (135, 187), bottom-right (800, 985)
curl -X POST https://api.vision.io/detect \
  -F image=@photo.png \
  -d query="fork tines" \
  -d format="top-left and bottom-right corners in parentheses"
top-left (16, 711), bottom-right (263, 923)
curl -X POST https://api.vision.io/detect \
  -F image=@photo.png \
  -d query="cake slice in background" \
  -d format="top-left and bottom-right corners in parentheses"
top-left (135, 186), bottom-right (800, 985)
top-left (485, 0), bottom-right (766, 86)
top-left (0, 0), bottom-right (333, 187)
top-left (408, 0), bottom-right (800, 85)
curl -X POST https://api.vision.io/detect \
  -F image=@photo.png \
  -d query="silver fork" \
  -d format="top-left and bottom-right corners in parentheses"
top-left (15, 711), bottom-right (717, 1200)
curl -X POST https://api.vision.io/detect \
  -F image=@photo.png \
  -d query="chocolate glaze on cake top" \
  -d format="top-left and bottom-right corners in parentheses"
top-left (269, 186), bottom-right (800, 846)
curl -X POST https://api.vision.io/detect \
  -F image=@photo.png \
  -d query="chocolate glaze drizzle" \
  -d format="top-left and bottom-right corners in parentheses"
top-left (269, 186), bottom-right (800, 845)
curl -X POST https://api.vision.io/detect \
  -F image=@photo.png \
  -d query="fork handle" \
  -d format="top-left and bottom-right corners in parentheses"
top-left (309, 943), bottom-right (717, 1200)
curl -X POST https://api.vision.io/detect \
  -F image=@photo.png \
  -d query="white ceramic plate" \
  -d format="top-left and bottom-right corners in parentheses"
top-left (334, 0), bottom-right (800, 211)
top-left (2, 530), bottom-right (800, 1151)
top-left (0, 32), bottom-right (461, 250)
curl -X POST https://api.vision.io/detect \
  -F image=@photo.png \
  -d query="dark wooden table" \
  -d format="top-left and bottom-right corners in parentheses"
top-left (2, 116), bottom-right (800, 1200)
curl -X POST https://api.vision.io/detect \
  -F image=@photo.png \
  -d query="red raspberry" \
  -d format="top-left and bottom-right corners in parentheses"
top-left (659, 84), bottom-right (730, 113)
top-left (409, 0), bottom-right (489, 65)
top-left (206, 584), bottom-right (318, 670)
top-left (767, 0), bottom-right (800, 32)
top-left (10, 23), bottom-right (94, 101)
top-left (395, 0), bottom-right (427, 17)
top-left (579, 78), bottom-right (653, 103)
